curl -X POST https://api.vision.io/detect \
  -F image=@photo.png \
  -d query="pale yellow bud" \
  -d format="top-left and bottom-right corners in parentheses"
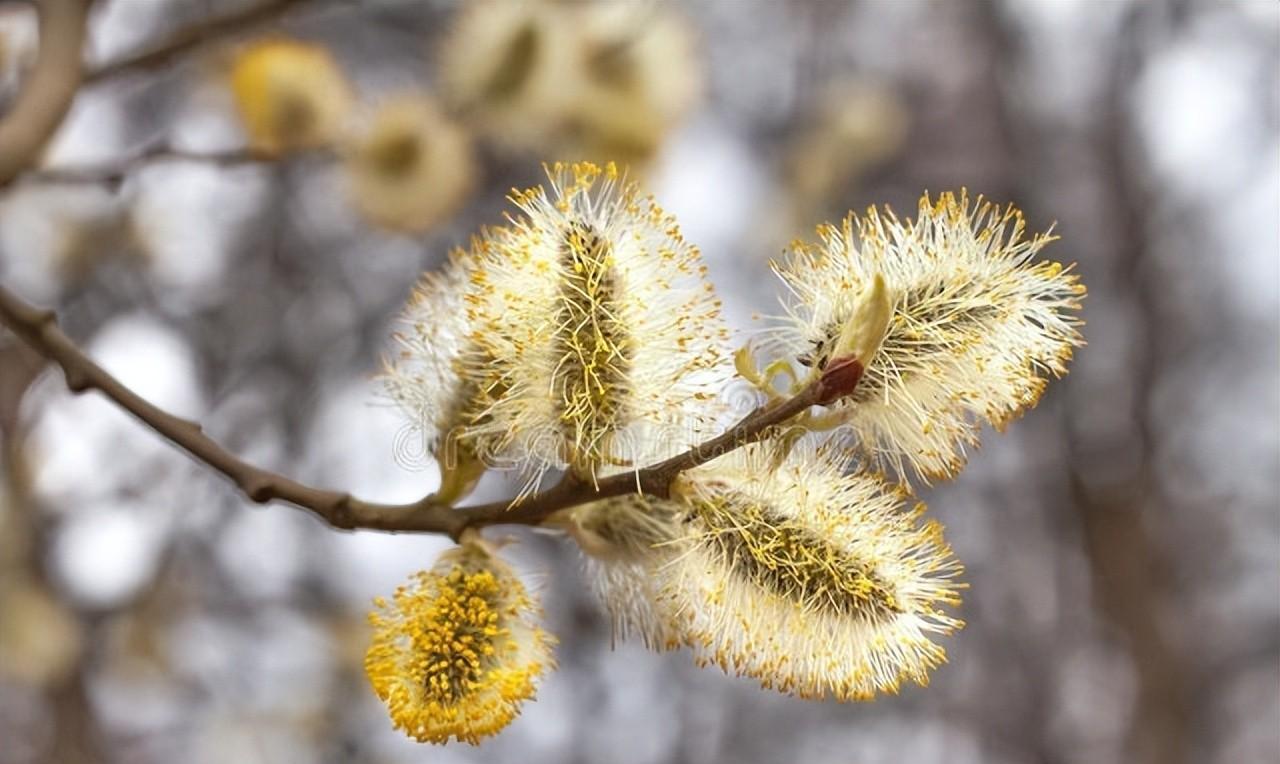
top-left (830, 272), bottom-right (890, 365)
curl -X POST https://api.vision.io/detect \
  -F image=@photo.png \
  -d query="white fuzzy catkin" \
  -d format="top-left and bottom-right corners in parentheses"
top-left (345, 94), bottom-right (475, 233)
top-left (769, 191), bottom-right (1085, 481)
top-left (665, 450), bottom-right (964, 700)
top-left (461, 162), bottom-right (728, 485)
top-left (568, 447), bottom-right (964, 700)
top-left (380, 250), bottom-right (493, 501)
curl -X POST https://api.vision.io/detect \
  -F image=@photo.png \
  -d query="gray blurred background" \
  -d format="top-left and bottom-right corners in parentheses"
top-left (0, 1), bottom-right (1276, 762)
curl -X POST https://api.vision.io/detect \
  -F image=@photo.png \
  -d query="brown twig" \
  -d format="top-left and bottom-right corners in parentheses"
top-left (0, 0), bottom-right (90, 187)
top-left (85, 0), bottom-right (317, 83)
top-left (0, 284), bottom-right (860, 538)
top-left (0, 285), bottom-right (471, 535)
top-left (25, 144), bottom-right (285, 185)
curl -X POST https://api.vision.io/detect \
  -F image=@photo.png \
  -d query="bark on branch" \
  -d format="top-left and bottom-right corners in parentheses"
top-left (25, 144), bottom-right (281, 185)
top-left (85, 0), bottom-right (316, 83)
top-left (0, 0), bottom-right (91, 187)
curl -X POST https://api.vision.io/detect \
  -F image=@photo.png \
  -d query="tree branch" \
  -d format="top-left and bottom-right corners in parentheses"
top-left (85, 0), bottom-right (317, 83)
top-left (0, 284), bottom-right (471, 535)
top-left (0, 284), bottom-right (859, 539)
top-left (0, 0), bottom-right (90, 187)
top-left (25, 144), bottom-right (283, 185)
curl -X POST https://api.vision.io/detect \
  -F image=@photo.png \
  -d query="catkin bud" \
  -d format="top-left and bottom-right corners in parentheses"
top-left (553, 494), bottom-right (684, 650)
top-left (566, 448), bottom-right (964, 700)
top-left (344, 94), bottom-right (476, 233)
top-left (228, 39), bottom-right (351, 155)
top-left (774, 191), bottom-right (1085, 481)
top-left (662, 449), bottom-right (965, 700)
top-left (461, 162), bottom-right (728, 484)
top-left (364, 541), bottom-right (555, 744)
top-left (829, 272), bottom-right (890, 367)
top-left (381, 250), bottom-right (492, 504)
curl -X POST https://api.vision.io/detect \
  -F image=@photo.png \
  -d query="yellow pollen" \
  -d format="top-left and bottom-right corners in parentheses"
top-left (365, 551), bottom-right (552, 745)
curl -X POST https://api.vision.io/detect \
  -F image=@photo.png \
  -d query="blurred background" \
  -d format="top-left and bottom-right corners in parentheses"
top-left (0, 0), bottom-right (1276, 762)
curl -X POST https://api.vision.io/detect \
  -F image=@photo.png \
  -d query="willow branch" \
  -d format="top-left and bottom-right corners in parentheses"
top-left (86, 0), bottom-right (316, 83)
top-left (0, 0), bottom-right (90, 187)
top-left (26, 145), bottom-right (282, 185)
top-left (0, 284), bottom-right (861, 538)
top-left (449, 359), bottom-right (862, 530)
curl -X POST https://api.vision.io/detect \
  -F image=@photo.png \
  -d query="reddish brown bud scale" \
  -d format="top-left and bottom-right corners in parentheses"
top-left (816, 357), bottom-right (864, 405)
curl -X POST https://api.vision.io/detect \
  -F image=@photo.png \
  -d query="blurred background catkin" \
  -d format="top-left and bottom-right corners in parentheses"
top-left (0, 1), bottom-right (1276, 763)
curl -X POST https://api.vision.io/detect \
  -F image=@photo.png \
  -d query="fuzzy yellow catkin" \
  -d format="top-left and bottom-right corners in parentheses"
top-left (364, 542), bottom-right (554, 744)
top-left (556, 492), bottom-right (686, 651)
top-left (769, 191), bottom-right (1086, 482)
top-left (228, 39), bottom-right (351, 155)
top-left (558, 1), bottom-right (702, 166)
top-left (438, 1), bottom-right (700, 164)
top-left (437, 0), bottom-right (576, 153)
top-left (380, 248), bottom-right (492, 504)
top-left (460, 161), bottom-right (728, 486)
top-left (567, 447), bottom-right (965, 700)
top-left (344, 94), bottom-right (476, 233)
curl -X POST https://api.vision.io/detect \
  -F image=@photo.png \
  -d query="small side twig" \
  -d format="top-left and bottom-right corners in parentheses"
top-left (86, 0), bottom-right (317, 83)
top-left (25, 145), bottom-right (283, 185)
top-left (0, 285), bottom-right (862, 538)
